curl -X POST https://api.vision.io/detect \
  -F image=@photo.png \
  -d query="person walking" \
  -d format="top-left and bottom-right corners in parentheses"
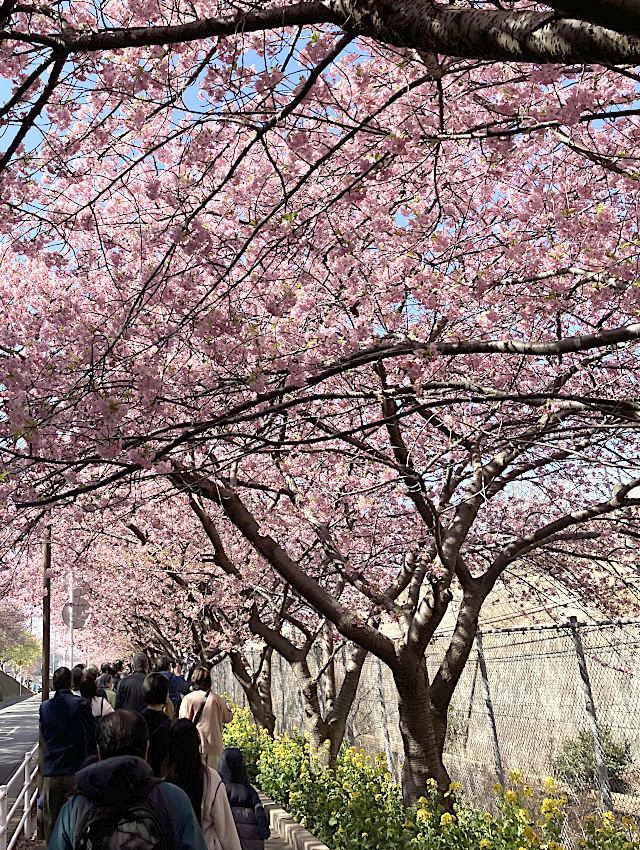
top-left (39, 667), bottom-right (96, 843)
top-left (79, 672), bottom-right (114, 718)
top-left (71, 665), bottom-right (83, 695)
top-left (217, 748), bottom-right (270, 850)
top-left (165, 719), bottom-right (241, 850)
top-left (48, 710), bottom-right (208, 850)
top-left (115, 652), bottom-right (149, 713)
top-left (96, 672), bottom-right (117, 708)
top-left (179, 668), bottom-right (232, 768)
top-left (155, 655), bottom-right (190, 712)
top-left (142, 673), bottom-right (172, 777)
top-left (111, 660), bottom-right (124, 691)
top-left (84, 665), bottom-right (109, 700)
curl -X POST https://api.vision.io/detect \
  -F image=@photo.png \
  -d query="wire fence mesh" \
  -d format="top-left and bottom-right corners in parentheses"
top-left (210, 620), bottom-right (640, 817)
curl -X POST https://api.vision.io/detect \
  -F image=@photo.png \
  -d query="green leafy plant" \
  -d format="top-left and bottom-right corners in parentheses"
top-left (223, 706), bottom-right (638, 850)
top-left (222, 704), bottom-right (267, 782)
top-left (554, 727), bottom-right (631, 792)
top-left (580, 812), bottom-right (640, 850)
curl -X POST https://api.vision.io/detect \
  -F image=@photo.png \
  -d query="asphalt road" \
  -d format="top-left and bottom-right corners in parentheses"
top-left (0, 695), bottom-right (40, 785)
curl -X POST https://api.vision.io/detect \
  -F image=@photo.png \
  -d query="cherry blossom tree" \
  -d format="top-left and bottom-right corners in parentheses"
top-left (2, 0), bottom-right (640, 809)
top-left (189, 492), bottom-right (368, 759)
top-left (166, 337), bottom-right (640, 803)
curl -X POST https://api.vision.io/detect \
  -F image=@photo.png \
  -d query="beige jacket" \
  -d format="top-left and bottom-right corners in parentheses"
top-left (179, 690), bottom-right (232, 759)
top-left (201, 767), bottom-right (242, 850)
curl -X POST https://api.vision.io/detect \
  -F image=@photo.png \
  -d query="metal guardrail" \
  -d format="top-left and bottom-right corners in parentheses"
top-left (0, 743), bottom-right (39, 850)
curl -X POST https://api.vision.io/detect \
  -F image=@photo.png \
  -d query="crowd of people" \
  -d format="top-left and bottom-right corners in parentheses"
top-left (39, 653), bottom-right (270, 850)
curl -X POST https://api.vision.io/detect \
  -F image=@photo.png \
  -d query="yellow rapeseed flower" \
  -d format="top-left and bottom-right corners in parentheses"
top-left (440, 813), bottom-right (456, 829)
top-left (602, 812), bottom-right (615, 826)
top-left (505, 790), bottom-right (518, 805)
top-left (540, 798), bottom-right (558, 815)
top-left (493, 783), bottom-right (503, 795)
top-left (479, 839), bottom-right (492, 849)
top-left (417, 809), bottom-right (430, 824)
top-left (510, 770), bottom-right (523, 785)
top-left (544, 777), bottom-right (556, 794)
top-left (449, 782), bottom-right (463, 794)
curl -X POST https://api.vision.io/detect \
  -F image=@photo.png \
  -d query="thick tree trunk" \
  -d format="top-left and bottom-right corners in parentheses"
top-left (229, 649), bottom-right (276, 735)
top-left (256, 650), bottom-right (276, 736)
top-left (244, 684), bottom-right (276, 735)
top-left (291, 657), bottom-right (339, 766)
top-left (291, 644), bottom-right (366, 770)
top-left (307, 717), bottom-right (344, 769)
top-left (393, 649), bottom-right (452, 807)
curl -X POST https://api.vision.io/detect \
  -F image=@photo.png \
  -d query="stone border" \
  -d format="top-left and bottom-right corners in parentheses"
top-left (258, 792), bottom-right (331, 850)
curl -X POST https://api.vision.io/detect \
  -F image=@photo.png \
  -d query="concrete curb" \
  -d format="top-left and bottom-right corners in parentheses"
top-left (258, 792), bottom-right (331, 850)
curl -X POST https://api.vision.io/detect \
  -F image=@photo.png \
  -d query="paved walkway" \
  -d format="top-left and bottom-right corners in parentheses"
top-left (0, 694), bottom-right (40, 784)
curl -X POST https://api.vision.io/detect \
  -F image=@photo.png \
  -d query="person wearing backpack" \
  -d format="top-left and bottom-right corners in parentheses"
top-left (155, 655), bottom-right (190, 712)
top-left (179, 668), bottom-right (232, 768)
top-left (217, 749), bottom-right (270, 850)
top-left (165, 719), bottom-right (241, 850)
top-left (48, 710), bottom-right (208, 850)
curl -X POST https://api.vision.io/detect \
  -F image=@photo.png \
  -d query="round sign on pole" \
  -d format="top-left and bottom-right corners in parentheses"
top-left (62, 601), bottom-right (91, 629)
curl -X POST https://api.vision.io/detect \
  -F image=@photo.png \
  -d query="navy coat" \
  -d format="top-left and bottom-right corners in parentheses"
top-left (39, 689), bottom-right (96, 776)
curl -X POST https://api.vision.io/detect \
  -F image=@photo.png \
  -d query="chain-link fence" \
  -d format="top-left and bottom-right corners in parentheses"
top-left (210, 619), bottom-right (640, 817)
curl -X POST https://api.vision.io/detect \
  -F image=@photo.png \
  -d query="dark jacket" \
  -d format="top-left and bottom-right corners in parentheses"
top-left (114, 670), bottom-right (147, 713)
top-left (142, 708), bottom-right (170, 777)
top-left (160, 671), bottom-right (189, 710)
top-left (48, 755), bottom-right (207, 850)
top-left (218, 748), bottom-right (269, 850)
top-left (39, 689), bottom-right (96, 776)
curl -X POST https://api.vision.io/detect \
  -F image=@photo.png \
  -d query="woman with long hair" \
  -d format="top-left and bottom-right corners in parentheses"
top-left (165, 719), bottom-right (241, 850)
top-left (79, 672), bottom-right (113, 719)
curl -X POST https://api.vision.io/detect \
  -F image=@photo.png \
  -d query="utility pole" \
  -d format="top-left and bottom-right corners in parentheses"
top-left (69, 573), bottom-right (74, 669)
top-left (42, 522), bottom-right (51, 701)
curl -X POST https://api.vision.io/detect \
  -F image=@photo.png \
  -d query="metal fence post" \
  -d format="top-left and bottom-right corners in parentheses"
top-left (23, 752), bottom-right (32, 838)
top-left (278, 654), bottom-right (285, 734)
top-left (569, 617), bottom-right (613, 811)
top-left (376, 657), bottom-right (395, 778)
top-left (475, 630), bottom-right (505, 787)
top-left (0, 784), bottom-right (8, 850)
top-left (341, 647), bottom-right (356, 747)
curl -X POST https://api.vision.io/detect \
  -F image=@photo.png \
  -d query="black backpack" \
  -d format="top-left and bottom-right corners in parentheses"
top-left (74, 779), bottom-right (169, 850)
